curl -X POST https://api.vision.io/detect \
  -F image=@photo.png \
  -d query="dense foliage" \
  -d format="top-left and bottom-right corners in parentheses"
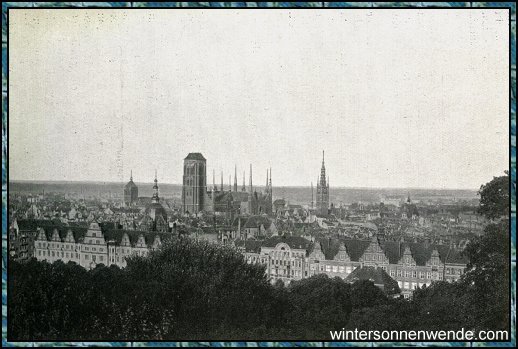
top-left (9, 174), bottom-right (510, 340)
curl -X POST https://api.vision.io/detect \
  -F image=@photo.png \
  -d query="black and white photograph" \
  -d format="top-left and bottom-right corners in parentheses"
top-left (5, 4), bottom-right (512, 344)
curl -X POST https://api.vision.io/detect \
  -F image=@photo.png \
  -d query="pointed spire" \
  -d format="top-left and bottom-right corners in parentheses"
top-left (311, 181), bottom-right (314, 208)
top-left (242, 171), bottom-right (246, 192)
top-left (130, 169), bottom-right (133, 181)
top-left (152, 170), bottom-right (159, 203)
top-left (229, 175), bottom-right (231, 192)
top-left (234, 165), bottom-right (238, 192)
top-left (249, 164), bottom-right (253, 193)
top-left (266, 169), bottom-right (269, 189)
top-left (213, 169), bottom-right (215, 190)
top-left (269, 167), bottom-right (272, 196)
top-left (220, 171), bottom-right (223, 192)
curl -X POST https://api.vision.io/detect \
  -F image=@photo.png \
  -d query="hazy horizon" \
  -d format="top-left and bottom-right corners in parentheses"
top-left (8, 178), bottom-right (484, 192)
top-left (9, 9), bottom-right (508, 189)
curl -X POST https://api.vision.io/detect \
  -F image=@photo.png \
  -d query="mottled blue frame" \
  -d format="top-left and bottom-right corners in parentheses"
top-left (1, 2), bottom-right (515, 347)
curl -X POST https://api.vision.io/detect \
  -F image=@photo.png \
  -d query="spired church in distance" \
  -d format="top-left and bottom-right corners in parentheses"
top-left (181, 153), bottom-right (273, 217)
top-left (314, 150), bottom-right (330, 217)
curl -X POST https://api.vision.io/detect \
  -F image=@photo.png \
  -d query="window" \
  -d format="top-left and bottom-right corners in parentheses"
top-left (413, 271), bottom-right (417, 278)
top-left (427, 272), bottom-right (431, 279)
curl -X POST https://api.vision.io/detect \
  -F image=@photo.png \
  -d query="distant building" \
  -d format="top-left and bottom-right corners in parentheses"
top-left (123, 171), bottom-right (138, 206)
top-left (316, 151), bottom-right (330, 217)
top-left (141, 171), bottom-right (168, 232)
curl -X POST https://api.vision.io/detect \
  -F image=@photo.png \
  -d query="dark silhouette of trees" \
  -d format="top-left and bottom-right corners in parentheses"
top-left (477, 172), bottom-right (509, 220)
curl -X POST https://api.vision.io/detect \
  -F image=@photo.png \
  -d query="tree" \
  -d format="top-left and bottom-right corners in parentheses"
top-left (477, 172), bottom-right (509, 220)
top-left (286, 274), bottom-right (353, 339)
top-left (462, 172), bottom-right (510, 330)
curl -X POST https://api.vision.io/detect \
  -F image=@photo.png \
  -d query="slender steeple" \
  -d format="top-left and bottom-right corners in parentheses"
top-left (269, 168), bottom-right (272, 194)
top-left (213, 169), bottom-right (215, 190)
top-left (242, 171), bottom-right (246, 192)
top-left (266, 169), bottom-right (268, 189)
top-left (151, 170), bottom-right (159, 204)
top-left (220, 171), bottom-right (223, 193)
top-left (130, 169), bottom-right (133, 181)
top-left (311, 181), bottom-right (314, 209)
top-left (229, 175), bottom-right (231, 192)
top-left (234, 165), bottom-right (238, 192)
top-left (320, 150), bottom-right (326, 186)
top-left (249, 164), bottom-right (253, 193)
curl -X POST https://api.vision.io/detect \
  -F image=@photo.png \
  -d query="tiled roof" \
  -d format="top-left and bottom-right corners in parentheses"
top-left (318, 237), bottom-right (468, 266)
top-left (243, 215), bottom-right (271, 229)
top-left (184, 153), bottom-right (206, 161)
top-left (262, 236), bottom-right (311, 250)
top-left (234, 239), bottom-right (264, 253)
top-left (38, 226), bottom-right (88, 243)
top-left (102, 229), bottom-right (170, 247)
top-left (345, 266), bottom-right (400, 295)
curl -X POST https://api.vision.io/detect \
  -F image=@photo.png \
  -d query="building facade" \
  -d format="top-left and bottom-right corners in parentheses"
top-left (242, 234), bottom-right (468, 297)
top-left (33, 221), bottom-right (167, 269)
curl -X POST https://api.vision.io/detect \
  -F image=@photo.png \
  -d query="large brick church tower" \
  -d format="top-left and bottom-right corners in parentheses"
top-left (182, 153), bottom-right (207, 214)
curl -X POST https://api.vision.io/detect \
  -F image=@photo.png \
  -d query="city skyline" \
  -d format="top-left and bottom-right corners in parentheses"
top-left (8, 9), bottom-right (508, 189)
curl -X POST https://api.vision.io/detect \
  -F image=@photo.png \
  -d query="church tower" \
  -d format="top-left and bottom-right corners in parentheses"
top-left (123, 170), bottom-right (138, 206)
top-left (182, 153), bottom-right (207, 214)
top-left (316, 150), bottom-right (330, 216)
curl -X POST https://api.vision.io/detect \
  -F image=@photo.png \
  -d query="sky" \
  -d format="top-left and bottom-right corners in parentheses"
top-left (8, 9), bottom-right (509, 189)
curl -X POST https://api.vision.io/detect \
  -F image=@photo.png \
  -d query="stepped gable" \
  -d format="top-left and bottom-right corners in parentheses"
top-left (313, 237), bottom-right (467, 266)
top-left (102, 228), bottom-right (168, 247)
top-left (35, 223), bottom-right (88, 243)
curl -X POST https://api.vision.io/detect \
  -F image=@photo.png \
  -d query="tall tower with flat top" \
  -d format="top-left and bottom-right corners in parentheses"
top-left (182, 153), bottom-right (207, 214)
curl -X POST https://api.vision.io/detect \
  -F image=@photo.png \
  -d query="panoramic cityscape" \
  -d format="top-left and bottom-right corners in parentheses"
top-left (6, 6), bottom-right (511, 344)
top-left (9, 151), bottom-right (481, 298)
